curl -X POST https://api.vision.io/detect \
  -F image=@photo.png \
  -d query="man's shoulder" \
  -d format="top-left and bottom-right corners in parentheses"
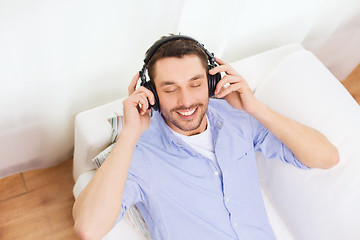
top-left (208, 98), bottom-right (250, 119)
top-left (136, 114), bottom-right (167, 149)
top-left (209, 98), bottom-right (230, 109)
top-left (208, 98), bottom-right (257, 134)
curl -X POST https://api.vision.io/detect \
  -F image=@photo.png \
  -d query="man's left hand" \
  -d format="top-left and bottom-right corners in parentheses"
top-left (209, 57), bottom-right (259, 114)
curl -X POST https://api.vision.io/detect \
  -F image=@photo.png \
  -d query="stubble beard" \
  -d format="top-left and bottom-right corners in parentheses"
top-left (161, 103), bottom-right (208, 132)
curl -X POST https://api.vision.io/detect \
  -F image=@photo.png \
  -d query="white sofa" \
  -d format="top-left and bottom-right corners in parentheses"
top-left (73, 44), bottom-right (360, 240)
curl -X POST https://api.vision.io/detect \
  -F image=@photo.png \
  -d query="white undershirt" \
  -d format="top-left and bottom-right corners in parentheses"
top-left (171, 116), bottom-right (220, 170)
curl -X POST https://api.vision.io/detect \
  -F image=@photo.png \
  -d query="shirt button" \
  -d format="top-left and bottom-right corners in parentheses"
top-left (214, 171), bottom-right (219, 176)
top-left (225, 197), bottom-right (230, 202)
top-left (233, 222), bottom-right (238, 227)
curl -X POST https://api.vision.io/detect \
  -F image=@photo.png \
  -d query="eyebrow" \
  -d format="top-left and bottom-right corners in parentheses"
top-left (159, 74), bottom-right (204, 87)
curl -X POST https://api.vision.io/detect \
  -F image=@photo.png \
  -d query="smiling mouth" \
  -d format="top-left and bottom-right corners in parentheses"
top-left (178, 108), bottom-right (196, 116)
top-left (176, 107), bottom-right (198, 118)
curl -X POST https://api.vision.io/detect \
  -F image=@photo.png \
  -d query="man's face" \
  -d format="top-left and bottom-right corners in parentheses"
top-left (153, 55), bottom-right (209, 136)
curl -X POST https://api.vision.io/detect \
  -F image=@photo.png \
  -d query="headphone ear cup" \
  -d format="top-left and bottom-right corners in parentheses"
top-left (207, 66), bottom-right (221, 97)
top-left (141, 81), bottom-right (160, 111)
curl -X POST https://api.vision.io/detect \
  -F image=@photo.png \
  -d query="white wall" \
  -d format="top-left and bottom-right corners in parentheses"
top-left (1, 0), bottom-right (359, 178)
top-left (302, 0), bottom-right (360, 80)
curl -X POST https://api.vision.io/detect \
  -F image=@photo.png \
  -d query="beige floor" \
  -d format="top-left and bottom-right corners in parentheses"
top-left (0, 64), bottom-right (359, 240)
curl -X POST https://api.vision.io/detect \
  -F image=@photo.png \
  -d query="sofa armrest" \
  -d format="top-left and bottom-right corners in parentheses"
top-left (73, 98), bottom-right (125, 181)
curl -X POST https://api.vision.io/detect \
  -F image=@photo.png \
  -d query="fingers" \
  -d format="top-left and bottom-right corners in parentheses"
top-left (208, 56), bottom-right (249, 98)
top-left (127, 72), bottom-right (156, 112)
top-left (209, 64), bottom-right (237, 76)
top-left (216, 82), bottom-right (242, 99)
top-left (215, 75), bottom-right (245, 99)
top-left (209, 57), bottom-right (237, 76)
top-left (129, 86), bottom-right (155, 114)
top-left (214, 75), bottom-right (238, 95)
top-left (123, 92), bottom-right (148, 116)
top-left (136, 92), bottom-right (150, 115)
top-left (135, 86), bottom-right (155, 106)
top-left (128, 72), bottom-right (140, 96)
top-left (214, 75), bottom-right (241, 96)
top-left (214, 57), bottom-right (226, 65)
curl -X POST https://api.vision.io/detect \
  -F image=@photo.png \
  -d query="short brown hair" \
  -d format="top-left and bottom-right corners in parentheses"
top-left (146, 36), bottom-right (209, 82)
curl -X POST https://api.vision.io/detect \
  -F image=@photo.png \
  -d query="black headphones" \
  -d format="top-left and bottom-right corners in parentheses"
top-left (139, 35), bottom-right (221, 111)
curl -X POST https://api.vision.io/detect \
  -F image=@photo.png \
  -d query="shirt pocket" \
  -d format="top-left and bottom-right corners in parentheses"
top-left (236, 151), bottom-right (249, 161)
top-left (235, 146), bottom-right (252, 161)
top-left (230, 148), bottom-right (258, 178)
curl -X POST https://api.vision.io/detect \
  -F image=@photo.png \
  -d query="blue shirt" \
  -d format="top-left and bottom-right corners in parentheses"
top-left (117, 99), bottom-right (309, 239)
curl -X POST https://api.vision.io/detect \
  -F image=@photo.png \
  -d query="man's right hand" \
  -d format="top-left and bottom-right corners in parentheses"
top-left (122, 72), bottom-right (155, 138)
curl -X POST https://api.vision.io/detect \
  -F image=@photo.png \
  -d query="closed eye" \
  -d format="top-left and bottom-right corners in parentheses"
top-left (164, 89), bottom-right (177, 93)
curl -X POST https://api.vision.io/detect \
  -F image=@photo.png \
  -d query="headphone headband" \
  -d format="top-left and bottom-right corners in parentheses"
top-left (143, 35), bottom-right (216, 66)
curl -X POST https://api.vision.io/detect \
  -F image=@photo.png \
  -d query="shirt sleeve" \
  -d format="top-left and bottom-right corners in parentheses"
top-left (250, 116), bottom-right (310, 169)
top-left (114, 149), bottom-right (146, 225)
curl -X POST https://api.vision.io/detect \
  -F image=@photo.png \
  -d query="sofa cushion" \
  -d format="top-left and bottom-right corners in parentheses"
top-left (254, 49), bottom-right (360, 239)
top-left (230, 43), bottom-right (303, 91)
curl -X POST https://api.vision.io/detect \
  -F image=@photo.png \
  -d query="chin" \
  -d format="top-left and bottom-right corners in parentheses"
top-left (163, 105), bottom-right (207, 134)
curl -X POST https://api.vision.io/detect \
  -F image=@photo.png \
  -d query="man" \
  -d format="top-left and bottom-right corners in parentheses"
top-left (72, 35), bottom-right (339, 240)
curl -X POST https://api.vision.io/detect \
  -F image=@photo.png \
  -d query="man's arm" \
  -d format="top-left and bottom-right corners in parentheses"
top-left (249, 100), bottom-right (339, 169)
top-left (210, 58), bottom-right (339, 169)
top-left (73, 129), bottom-right (138, 240)
top-left (72, 73), bottom-right (155, 240)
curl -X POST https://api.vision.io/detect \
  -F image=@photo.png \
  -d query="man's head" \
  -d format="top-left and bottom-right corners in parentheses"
top-left (144, 35), bottom-right (213, 136)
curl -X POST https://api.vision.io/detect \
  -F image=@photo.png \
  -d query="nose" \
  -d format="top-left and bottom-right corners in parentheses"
top-left (178, 89), bottom-right (193, 108)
